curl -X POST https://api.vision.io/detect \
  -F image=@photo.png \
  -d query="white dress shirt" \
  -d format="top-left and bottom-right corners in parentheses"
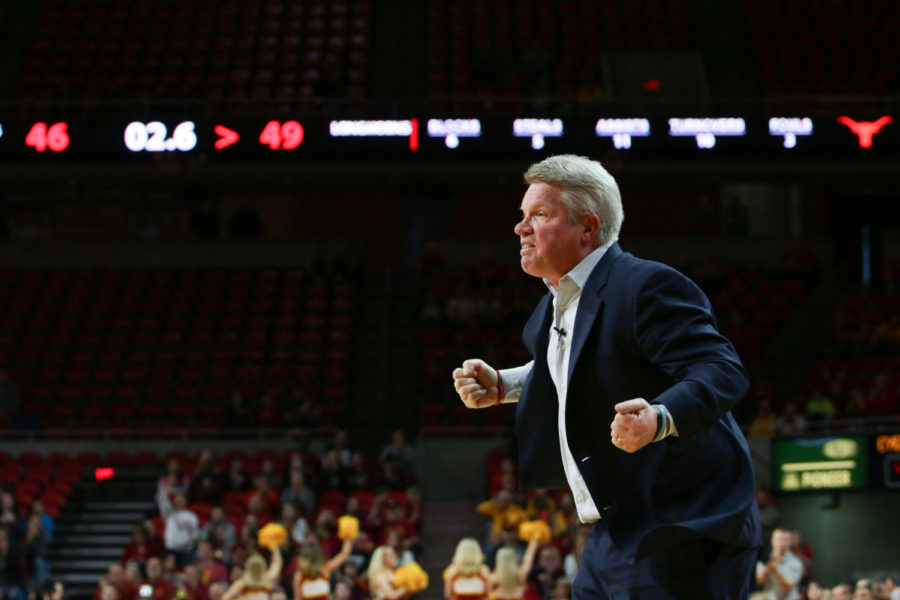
top-left (498, 241), bottom-right (677, 523)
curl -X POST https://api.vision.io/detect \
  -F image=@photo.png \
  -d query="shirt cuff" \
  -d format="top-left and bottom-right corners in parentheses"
top-left (497, 363), bottom-right (532, 404)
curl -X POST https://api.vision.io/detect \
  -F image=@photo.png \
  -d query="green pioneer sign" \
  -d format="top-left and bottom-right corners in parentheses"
top-left (773, 436), bottom-right (868, 492)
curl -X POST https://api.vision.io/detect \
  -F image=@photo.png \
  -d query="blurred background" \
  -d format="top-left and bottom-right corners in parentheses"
top-left (1, 1), bottom-right (899, 599)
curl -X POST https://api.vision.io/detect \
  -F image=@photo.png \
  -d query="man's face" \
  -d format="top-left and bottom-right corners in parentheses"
top-left (146, 558), bottom-right (162, 579)
top-left (108, 564), bottom-right (123, 583)
top-left (515, 182), bottom-right (592, 287)
top-left (771, 530), bottom-right (792, 554)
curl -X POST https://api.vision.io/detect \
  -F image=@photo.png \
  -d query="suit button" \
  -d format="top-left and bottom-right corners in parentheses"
top-left (576, 494), bottom-right (585, 503)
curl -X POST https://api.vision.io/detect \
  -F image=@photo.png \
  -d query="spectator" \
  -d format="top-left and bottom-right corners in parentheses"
top-left (312, 510), bottom-right (341, 558)
top-left (258, 458), bottom-right (283, 492)
top-left (177, 565), bottom-right (209, 600)
top-left (246, 474), bottom-right (280, 522)
top-left (369, 496), bottom-right (418, 550)
top-left (806, 390), bottom-right (836, 422)
top-left (384, 531), bottom-right (415, 568)
top-left (225, 459), bottom-right (251, 492)
top-left (30, 500), bottom-right (54, 546)
top-left (774, 400), bottom-right (807, 436)
top-left (756, 528), bottom-right (802, 600)
top-left (491, 537), bottom-right (539, 600)
top-left (156, 482), bottom-right (200, 568)
top-left (806, 581), bottom-right (827, 600)
top-left (378, 431), bottom-right (416, 489)
top-left (141, 557), bottom-right (176, 600)
top-left (0, 527), bottom-right (26, 600)
top-left (320, 450), bottom-right (347, 491)
top-left (832, 583), bottom-right (852, 600)
top-left (221, 547), bottom-right (283, 600)
top-left (189, 451), bottom-right (223, 505)
top-left (0, 368), bottom-right (20, 427)
top-left (23, 514), bottom-right (49, 588)
top-left (194, 541), bottom-right (228, 585)
top-left (94, 564), bottom-right (136, 600)
top-left (529, 545), bottom-right (564, 599)
top-left (278, 503), bottom-right (309, 546)
top-left (343, 453), bottom-right (372, 491)
top-left (200, 507), bottom-right (236, 560)
top-left (332, 430), bottom-right (353, 466)
top-left (0, 492), bottom-right (26, 540)
top-left (549, 577), bottom-right (572, 600)
top-left (158, 458), bottom-right (190, 495)
top-left (524, 489), bottom-right (556, 521)
top-left (121, 524), bottom-right (160, 570)
top-left (444, 538), bottom-right (490, 600)
top-left (281, 469), bottom-right (316, 517)
top-left (476, 490), bottom-right (526, 548)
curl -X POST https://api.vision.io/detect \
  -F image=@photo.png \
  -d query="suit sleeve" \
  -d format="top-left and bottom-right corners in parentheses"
top-left (631, 266), bottom-right (749, 443)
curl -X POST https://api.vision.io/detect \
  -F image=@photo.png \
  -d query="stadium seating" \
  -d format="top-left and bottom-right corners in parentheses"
top-left (0, 268), bottom-right (356, 432)
top-left (18, 0), bottom-right (372, 108)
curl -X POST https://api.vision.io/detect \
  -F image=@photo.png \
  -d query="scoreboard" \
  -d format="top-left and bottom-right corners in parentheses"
top-left (0, 113), bottom-right (896, 163)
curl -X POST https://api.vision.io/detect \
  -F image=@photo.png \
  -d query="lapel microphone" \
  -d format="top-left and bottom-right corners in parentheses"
top-left (553, 326), bottom-right (567, 338)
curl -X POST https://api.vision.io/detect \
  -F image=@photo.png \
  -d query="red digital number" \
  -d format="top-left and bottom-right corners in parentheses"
top-left (258, 120), bottom-right (304, 150)
top-left (25, 122), bottom-right (70, 152)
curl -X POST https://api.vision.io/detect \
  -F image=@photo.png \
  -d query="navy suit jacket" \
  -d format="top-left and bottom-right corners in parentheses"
top-left (514, 243), bottom-right (761, 562)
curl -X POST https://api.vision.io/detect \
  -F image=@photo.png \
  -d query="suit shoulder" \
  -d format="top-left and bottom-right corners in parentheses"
top-left (616, 252), bottom-right (696, 287)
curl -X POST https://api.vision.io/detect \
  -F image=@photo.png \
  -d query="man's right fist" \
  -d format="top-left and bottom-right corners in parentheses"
top-left (452, 358), bottom-right (500, 409)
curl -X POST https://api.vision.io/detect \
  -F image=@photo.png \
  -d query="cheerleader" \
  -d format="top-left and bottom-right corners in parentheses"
top-left (222, 546), bottom-right (283, 600)
top-left (490, 537), bottom-right (539, 600)
top-left (292, 538), bottom-right (354, 600)
top-left (444, 538), bottom-right (491, 600)
top-left (367, 545), bottom-right (408, 600)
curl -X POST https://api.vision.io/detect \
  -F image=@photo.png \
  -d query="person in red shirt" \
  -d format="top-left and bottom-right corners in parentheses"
top-left (141, 557), bottom-right (175, 600)
top-left (177, 565), bottom-right (210, 600)
top-left (121, 524), bottom-right (160, 570)
top-left (94, 564), bottom-right (137, 600)
top-left (194, 541), bottom-right (227, 585)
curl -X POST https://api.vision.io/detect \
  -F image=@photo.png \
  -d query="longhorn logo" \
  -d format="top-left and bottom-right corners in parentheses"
top-left (837, 116), bottom-right (893, 148)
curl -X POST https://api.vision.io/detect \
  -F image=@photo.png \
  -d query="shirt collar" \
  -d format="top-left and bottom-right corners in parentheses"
top-left (545, 239), bottom-right (615, 299)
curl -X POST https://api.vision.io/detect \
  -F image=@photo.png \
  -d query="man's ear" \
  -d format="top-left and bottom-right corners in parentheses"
top-left (581, 214), bottom-right (601, 242)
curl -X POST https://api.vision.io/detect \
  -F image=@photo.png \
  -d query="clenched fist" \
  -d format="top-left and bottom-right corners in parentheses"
top-left (452, 358), bottom-right (500, 409)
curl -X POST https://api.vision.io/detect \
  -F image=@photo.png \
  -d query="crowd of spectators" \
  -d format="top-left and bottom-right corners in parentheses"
top-left (749, 265), bottom-right (900, 437)
top-left (475, 451), bottom-right (898, 600)
top-left (0, 490), bottom-right (55, 599)
top-left (94, 429), bottom-right (421, 600)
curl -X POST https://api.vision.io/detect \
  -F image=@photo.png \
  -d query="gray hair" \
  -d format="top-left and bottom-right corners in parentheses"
top-left (524, 154), bottom-right (624, 245)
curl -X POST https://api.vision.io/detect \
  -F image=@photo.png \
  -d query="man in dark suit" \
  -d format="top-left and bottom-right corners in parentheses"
top-left (452, 155), bottom-right (760, 598)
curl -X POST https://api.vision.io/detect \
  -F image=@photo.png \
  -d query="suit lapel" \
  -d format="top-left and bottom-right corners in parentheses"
top-left (567, 243), bottom-right (622, 383)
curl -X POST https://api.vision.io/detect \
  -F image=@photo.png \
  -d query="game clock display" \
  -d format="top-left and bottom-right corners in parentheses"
top-left (0, 114), bottom-right (896, 163)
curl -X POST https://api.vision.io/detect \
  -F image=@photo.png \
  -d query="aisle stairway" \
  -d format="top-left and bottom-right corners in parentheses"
top-left (49, 466), bottom-right (157, 599)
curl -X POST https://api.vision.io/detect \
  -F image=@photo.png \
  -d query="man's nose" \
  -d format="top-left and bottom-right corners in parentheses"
top-left (514, 218), bottom-right (529, 235)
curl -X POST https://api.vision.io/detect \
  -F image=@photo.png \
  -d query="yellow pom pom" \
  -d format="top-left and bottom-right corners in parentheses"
top-left (257, 523), bottom-right (287, 549)
top-left (337, 515), bottom-right (360, 541)
top-left (518, 520), bottom-right (551, 543)
top-left (395, 562), bottom-right (429, 593)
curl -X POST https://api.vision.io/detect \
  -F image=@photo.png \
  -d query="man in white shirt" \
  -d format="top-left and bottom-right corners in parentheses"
top-left (453, 155), bottom-right (760, 598)
top-left (156, 482), bottom-right (199, 567)
top-left (756, 528), bottom-right (802, 600)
